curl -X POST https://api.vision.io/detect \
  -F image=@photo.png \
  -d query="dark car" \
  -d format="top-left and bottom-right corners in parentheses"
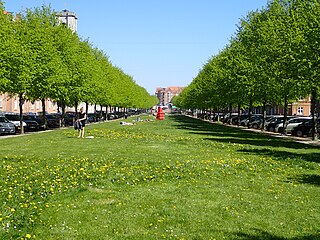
top-left (22, 115), bottom-right (40, 131)
top-left (107, 113), bottom-right (116, 120)
top-left (34, 114), bottom-right (60, 129)
top-left (46, 114), bottom-right (60, 128)
top-left (32, 115), bottom-right (46, 130)
top-left (249, 115), bottom-right (279, 129)
top-left (222, 113), bottom-right (238, 124)
top-left (62, 113), bottom-right (76, 126)
top-left (210, 113), bottom-right (224, 122)
top-left (240, 115), bottom-right (262, 127)
top-left (291, 119), bottom-right (320, 137)
top-left (87, 113), bottom-right (99, 123)
top-left (0, 116), bottom-right (16, 135)
top-left (227, 115), bottom-right (249, 125)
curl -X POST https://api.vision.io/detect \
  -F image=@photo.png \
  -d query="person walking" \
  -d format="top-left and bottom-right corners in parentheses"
top-left (77, 107), bottom-right (87, 138)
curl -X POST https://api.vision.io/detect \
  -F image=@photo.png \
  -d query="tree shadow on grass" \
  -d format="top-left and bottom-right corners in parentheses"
top-left (287, 174), bottom-right (320, 187)
top-left (238, 147), bottom-right (320, 164)
top-left (170, 115), bottom-right (320, 165)
top-left (170, 115), bottom-right (318, 150)
top-left (232, 229), bottom-right (320, 240)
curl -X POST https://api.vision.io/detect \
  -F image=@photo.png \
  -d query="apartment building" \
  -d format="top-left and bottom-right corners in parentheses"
top-left (155, 86), bottom-right (185, 107)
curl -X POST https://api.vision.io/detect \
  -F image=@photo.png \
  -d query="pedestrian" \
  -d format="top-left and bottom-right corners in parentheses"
top-left (77, 107), bottom-right (87, 138)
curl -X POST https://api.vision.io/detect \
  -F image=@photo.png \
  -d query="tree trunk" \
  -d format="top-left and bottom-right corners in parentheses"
top-left (75, 102), bottom-right (78, 115)
top-left (261, 101), bottom-right (266, 131)
top-left (283, 96), bottom-right (288, 135)
top-left (60, 99), bottom-right (66, 127)
top-left (19, 93), bottom-right (24, 134)
top-left (42, 98), bottom-right (47, 129)
top-left (248, 97), bottom-right (253, 128)
top-left (85, 102), bottom-right (89, 115)
top-left (237, 102), bottom-right (241, 127)
top-left (311, 88), bottom-right (318, 141)
top-left (229, 103), bottom-right (233, 124)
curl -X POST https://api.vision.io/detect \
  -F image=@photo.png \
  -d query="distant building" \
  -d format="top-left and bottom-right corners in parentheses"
top-left (290, 96), bottom-right (312, 116)
top-left (155, 86), bottom-right (185, 107)
top-left (56, 9), bottom-right (78, 33)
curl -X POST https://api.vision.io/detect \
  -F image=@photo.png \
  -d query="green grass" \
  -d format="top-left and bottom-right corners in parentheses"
top-left (0, 114), bottom-right (319, 239)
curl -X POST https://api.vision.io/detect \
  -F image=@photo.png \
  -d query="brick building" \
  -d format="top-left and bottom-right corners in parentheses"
top-left (155, 86), bottom-right (185, 107)
top-left (290, 96), bottom-right (312, 116)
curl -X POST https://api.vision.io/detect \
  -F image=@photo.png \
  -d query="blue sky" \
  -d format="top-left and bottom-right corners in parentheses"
top-left (4, 0), bottom-right (269, 94)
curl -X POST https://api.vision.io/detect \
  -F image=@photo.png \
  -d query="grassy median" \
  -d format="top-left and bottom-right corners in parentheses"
top-left (0, 114), bottom-right (319, 239)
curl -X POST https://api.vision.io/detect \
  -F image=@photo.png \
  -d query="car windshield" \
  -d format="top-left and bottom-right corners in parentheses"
top-left (5, 114), bottom-right (20, 121)
top-left (23, 115), bottom-right (34, 120)
top-left (0, 117), bottom-right (10, 123)
top-left (46, 115), bottom-right (58, 120)
top-left (289, 118), bottom-right (310, 123)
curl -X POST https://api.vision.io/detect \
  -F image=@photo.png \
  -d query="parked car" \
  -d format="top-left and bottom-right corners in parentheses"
top-left (62, 113), bottom-right (76, 126)
top-left (4, 113), bottom-right (27, 132)
top-left (275, 117), bottom-right (311, 134)
top-left (291, 119), bottom-right (320, 137)
top-left (249, 115), bottom-right (281, 129)
top-left (46, 114), bottom-right (60, 128)
top-left (265, 116), bottom-right (295, 132)
top-left (22, 115), bottom-right (40, 131)
top-left (222, 113), bottom-right (238, 124)
top-left (87, 113), bottom-right (103, 123)
top-left (33, 114), bottom-right (60, 129)
top-left (107, 113), bottom-right (116, 120)
top-left (31, 115), bottom-right (46, 129)
top-left (227, 115), bottom-right (249, 125)
top-left (240, 115), bottom-right (262, 127)
top-left (0, 116), bottom-right (16, 135)
top-left (210, 113), bottom-right (224, 122)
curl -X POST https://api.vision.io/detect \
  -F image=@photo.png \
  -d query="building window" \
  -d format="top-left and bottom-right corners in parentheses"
top-left (14, 99), bottom-right (18, 110)
top-left (297, 107), bottom-right (304, 115)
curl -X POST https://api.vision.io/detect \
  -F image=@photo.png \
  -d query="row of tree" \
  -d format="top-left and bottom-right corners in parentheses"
top-left (173, 0), bottom-right (320, 140)
top-left (0, 3), bottom-right (158, 131)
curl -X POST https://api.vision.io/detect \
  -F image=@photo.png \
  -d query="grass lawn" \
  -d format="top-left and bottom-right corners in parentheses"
top-left (0, 114), bottom-right (319, 239)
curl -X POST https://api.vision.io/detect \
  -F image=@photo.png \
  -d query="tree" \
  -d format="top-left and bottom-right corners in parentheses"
top-left (18, 6), bottom-right (65, 129)
top-left (291, 0), bottom-right (320, 140)
top-left (0, 3), bottom-right (13, 92)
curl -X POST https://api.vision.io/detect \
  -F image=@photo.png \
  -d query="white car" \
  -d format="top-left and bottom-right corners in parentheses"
top-left (275, 117), bottom-right (311, 134)
top-left (4, 114), bottom-right (27, 131)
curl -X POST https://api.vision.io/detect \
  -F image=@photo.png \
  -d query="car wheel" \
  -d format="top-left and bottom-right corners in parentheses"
top-left (269, 126), bottom-right (274, 132)
top-left (296, 130), bottom-right (303, 137)
top-left (253, 124), bottom-right (259, 129)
